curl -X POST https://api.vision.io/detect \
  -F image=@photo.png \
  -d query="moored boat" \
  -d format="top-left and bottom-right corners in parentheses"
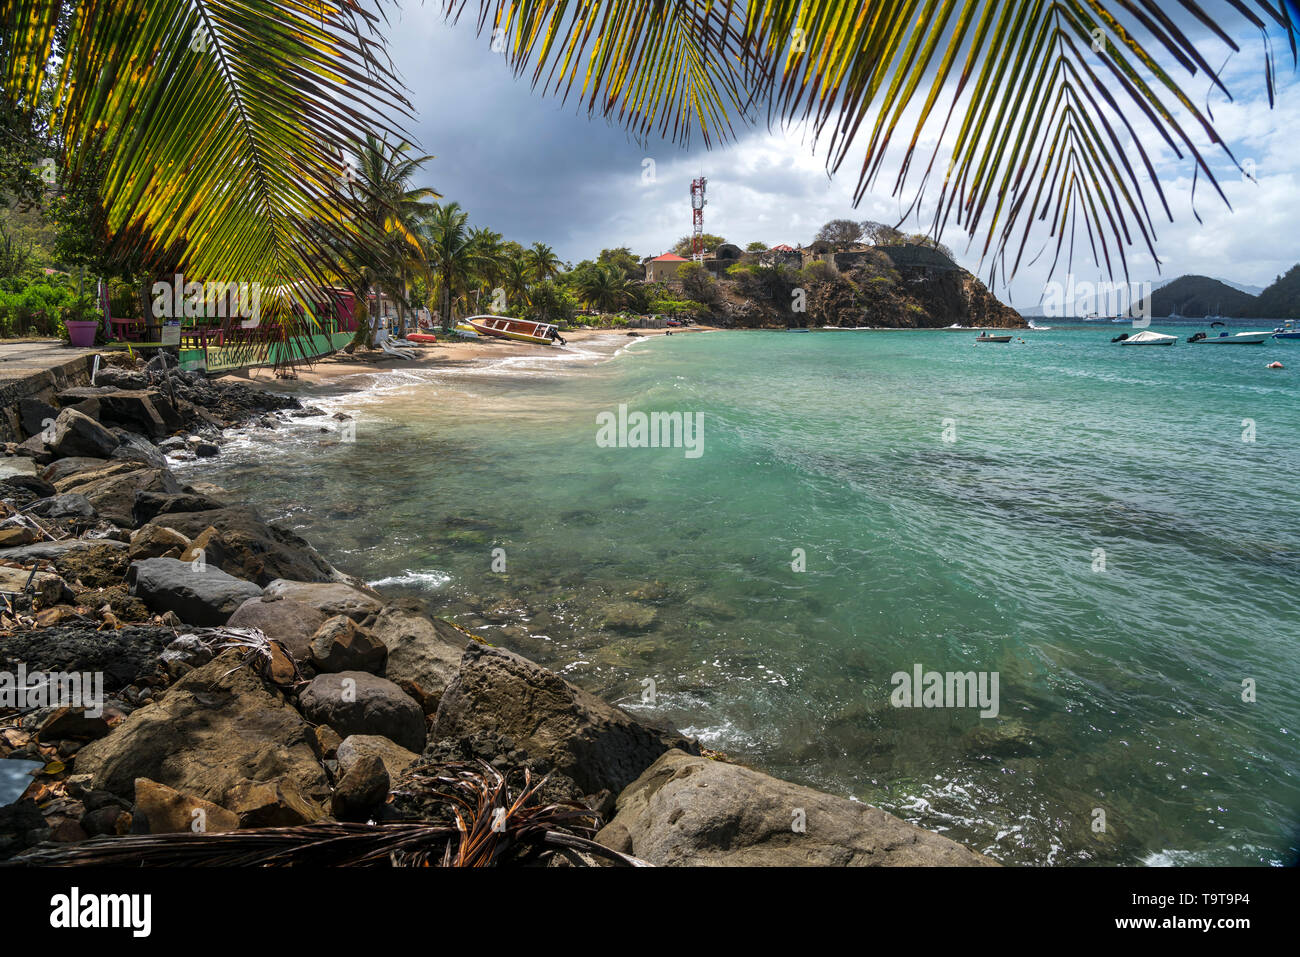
top-left (464, 314), bottom-right (563, 345)
top-left (975, 331), bottom-right (1013, 343)
top-left (1114, 330), bottom-right (1177, 345)
top-left (1188, 330), bottom-right (1273, 344)
top-left (1273, 320), bottom-right (1300, 340)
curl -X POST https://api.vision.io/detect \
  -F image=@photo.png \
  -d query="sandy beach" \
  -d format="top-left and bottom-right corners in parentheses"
top-left (217, 325), bottom-right (719, 393)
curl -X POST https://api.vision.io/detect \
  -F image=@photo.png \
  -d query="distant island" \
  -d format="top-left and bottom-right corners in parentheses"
top-left (1017, 265), bottom-right (1300, 320)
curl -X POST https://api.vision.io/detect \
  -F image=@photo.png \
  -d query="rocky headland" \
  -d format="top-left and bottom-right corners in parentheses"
top-left (0, 352), bottom-right (993, 867)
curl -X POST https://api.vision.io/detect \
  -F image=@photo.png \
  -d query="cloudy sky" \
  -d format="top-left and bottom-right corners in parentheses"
top-left (381, 6), bottom-right (1300, 310)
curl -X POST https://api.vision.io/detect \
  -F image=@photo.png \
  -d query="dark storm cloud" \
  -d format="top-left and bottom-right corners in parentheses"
top-left (386, 11), bottom-right (693, 261)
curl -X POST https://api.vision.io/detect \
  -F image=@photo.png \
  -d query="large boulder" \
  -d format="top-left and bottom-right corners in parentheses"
top-left (596, 750), bottom-right (997, 867)
top-left (48, 408), bottom-right (119, 459)
top-left (73, 650), bottom-right (329, 817)
top-left (432, 643), bottom-right (698, 796)
top-left (132, 491), bottom-right (227, 527)
top-left (0, 624), bottom-right (174, 693)
top-left (128, 557), bottom-right (262, 626)
top-left (18, 396), bottom-right (57, 439)
top-left (146, 507), bottom-right (337, 584)
top-left (299, 672), bottom-right (426, 753)
top-left (226, 595), bottom-right (328, 660)
top-left (50, 460), bottom-right (139, 494)
top-left (372, 608), bottom-right (466, 711)
top-left (40, 456), bottom-right (109, 484)
top-left (53, 465), bottom-right (182, 528)
top-left (56, 387), bottom-right (184, 439)
top-left (262, 579), bottom-right (383, 623)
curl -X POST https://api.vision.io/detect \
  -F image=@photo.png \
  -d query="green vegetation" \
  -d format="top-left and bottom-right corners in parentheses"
top-left (670, 234), bottom-right (727, 258)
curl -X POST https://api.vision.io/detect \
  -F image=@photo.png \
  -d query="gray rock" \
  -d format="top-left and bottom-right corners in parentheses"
top-left (27, 493), bottom-right (96, 520)
top-left (49, 408), bottom-right (119, 459)
top-left (299, 672), bottom-right (426, 753)
top-left (18, 397), bottom-right (58, 439)
top-left (596, 750), bottom-right (997, 867)
top-left (110, 432), bottom-right (169, 470)
top-left (128, 557), bottom-right (262, 626)
top-left (93, 368), bottom-right (148, 390)
top-left (226, 595), bottom-right (328, 660)
top-left (0, 538), bottom-right (127, 562)
top-left (433, 642), bottom-right (698, 796)
top-left (262, 579), bottom-right (383, 623)
top-left (309, 615), bottom-right (387, 673)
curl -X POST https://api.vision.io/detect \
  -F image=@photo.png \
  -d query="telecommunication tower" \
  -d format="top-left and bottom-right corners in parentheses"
top-left (690, 176), bottom-right (707, 262)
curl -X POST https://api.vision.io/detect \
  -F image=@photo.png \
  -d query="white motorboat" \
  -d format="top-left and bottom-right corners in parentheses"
top-left (1115, 330), bottom-right (1177, 346)
top-left (1188, 330), bottom-right (1273, 345)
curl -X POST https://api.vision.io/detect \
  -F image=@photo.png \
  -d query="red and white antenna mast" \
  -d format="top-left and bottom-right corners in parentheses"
top-left (690, 176), bottom-right (707, 262)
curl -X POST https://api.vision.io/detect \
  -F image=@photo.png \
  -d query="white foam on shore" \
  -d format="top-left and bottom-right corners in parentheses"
top-left (368, 570), bottom-right (452, 591)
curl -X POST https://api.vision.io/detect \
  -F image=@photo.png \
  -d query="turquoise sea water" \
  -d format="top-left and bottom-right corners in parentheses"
top-left (183, 325), bottom-right (1300, 865)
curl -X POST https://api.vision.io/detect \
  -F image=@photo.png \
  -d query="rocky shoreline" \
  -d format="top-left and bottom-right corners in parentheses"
top-left (0, 352), bottom-right (993, 866)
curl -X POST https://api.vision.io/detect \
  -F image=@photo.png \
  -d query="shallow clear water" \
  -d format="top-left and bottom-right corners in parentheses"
top-left (180, 325), bottom-right (1300, 866)
top-left (0, 758), bottom-right (41, 805)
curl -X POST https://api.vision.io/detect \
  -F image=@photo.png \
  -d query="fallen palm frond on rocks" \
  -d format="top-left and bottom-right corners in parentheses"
top-left (183, 626), bottom-right (303, 688)
top-left (7, 762), bottom-right (649, 867)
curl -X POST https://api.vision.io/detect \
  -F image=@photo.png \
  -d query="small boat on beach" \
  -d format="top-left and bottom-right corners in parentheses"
top-left (463, 314), bottom-right (563, 345)
top-left (975, 331), bottom-right (1013, 343)
top-left (1113, 330), bottom-right (1177, 346)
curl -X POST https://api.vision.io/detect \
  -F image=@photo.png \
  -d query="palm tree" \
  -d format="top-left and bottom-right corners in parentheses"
top-left (0, 0), bottom-right (409, 367)
top-left (577, 264), bottom-right (632, 313)
top-left (527, 242), bottom-right (562, 283)
top-left (500, 252), bottom-right (534, 315)
top-left (467, 226), bottom-right (507, 312)
top-left (347, 135), bottom-right (439, 343)
top-left (422, 201), bottom-right (490, 332)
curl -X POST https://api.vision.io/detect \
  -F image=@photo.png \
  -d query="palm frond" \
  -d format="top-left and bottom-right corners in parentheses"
top-left (459, 0), bottom-right (1298, 280)
top-left (0, 0), bottom-right (412, 367)
top-left (448, 0), bottom-right (758, 147)
top-left (7, 762), bottom-right (649, 867)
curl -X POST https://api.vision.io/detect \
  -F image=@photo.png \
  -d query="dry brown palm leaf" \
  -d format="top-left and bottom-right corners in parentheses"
top-left (8, 761), bottom-right (649, 867)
